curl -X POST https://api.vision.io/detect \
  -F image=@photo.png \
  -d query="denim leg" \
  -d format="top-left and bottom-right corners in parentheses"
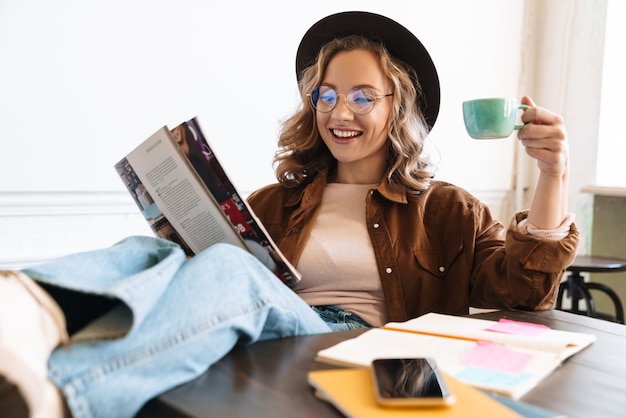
top-left (22, 235), bottom-right (188, 335)
top-left (26, 238), bottom-right (330, 418)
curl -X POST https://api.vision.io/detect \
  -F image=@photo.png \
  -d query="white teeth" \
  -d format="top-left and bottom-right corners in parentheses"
top-left (332, 129), bottom-right (361, 138)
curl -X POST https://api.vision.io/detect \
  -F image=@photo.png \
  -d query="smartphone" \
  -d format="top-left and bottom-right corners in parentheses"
top-left (371, 357), bottom-right (456, 407)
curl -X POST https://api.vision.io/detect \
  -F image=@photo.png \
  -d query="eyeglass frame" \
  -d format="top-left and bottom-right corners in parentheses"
top-left (306, 85), bottom-right (394, 115)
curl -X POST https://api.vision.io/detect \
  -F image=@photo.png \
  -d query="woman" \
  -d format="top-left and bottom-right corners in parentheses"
top-left (248, 12), bottom-right (578, 327)
top-left (0, 11), bottom-right (578, 418)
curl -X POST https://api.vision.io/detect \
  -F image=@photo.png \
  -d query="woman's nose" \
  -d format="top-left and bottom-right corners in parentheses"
top-left (331, 95), bottom-right (354, 121)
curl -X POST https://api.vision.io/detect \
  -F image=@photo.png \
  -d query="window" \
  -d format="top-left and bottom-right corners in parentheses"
top-left (596, 0), bottom-right (626, 187)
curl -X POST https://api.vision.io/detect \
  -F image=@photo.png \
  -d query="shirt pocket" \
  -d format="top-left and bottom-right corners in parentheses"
top-left (412, 240), bottom-right (464, 280)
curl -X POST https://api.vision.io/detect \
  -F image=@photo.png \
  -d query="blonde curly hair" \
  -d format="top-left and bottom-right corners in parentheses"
top-left (274, 35), bottom-right (434, 192)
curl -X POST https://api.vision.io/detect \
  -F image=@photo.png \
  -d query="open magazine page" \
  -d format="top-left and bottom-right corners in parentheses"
top-left (117, 127), bottom-right (245, 256)
top-left (115, 157), bottom-right (194, 256)
top-left (169, 117), bottom-right (301, 287)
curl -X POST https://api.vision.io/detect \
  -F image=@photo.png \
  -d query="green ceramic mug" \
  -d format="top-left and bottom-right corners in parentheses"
top-left (462, 98), bottom-right (530, 139)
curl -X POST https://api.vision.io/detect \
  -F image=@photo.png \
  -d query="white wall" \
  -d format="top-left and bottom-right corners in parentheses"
top-left (596, 0), bottom-right (626, 187)
top-left (1, 0), bottom-right (603, 267)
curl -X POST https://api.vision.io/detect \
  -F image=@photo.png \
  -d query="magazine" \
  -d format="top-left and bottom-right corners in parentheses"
top-left (114, 117), bottom-right (300, 286)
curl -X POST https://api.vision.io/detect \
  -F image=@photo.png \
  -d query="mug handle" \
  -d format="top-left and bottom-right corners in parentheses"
top-left (514, 104), bottom-right (531, 130)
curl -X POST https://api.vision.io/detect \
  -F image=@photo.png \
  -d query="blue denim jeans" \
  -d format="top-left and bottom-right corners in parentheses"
top-left (312, 305), bottom-right (372, 331)
top-left (22, 236), bottom-right (331, 418)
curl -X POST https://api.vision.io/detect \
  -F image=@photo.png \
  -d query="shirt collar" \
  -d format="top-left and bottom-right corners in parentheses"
top-left (375, 179), bottom-right (408, 204)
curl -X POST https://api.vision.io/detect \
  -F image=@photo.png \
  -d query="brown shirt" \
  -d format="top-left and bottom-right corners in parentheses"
top-left (247, 169), bottom-right (580, 323)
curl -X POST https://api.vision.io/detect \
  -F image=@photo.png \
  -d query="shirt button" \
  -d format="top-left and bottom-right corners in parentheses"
top-left (439, 266), bottom-right (445, 273)
top-left (373, 223), bottom-right (380, 229)
top-left (385, 267), bottom-right (392, 274)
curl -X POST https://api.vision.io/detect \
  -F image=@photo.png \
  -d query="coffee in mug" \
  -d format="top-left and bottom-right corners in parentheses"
top-left (462, 98), bottom-right (529, 139)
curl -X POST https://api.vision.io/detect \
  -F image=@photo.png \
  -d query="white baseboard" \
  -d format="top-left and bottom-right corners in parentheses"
top-left (0, 191), bottom-right (152, 269)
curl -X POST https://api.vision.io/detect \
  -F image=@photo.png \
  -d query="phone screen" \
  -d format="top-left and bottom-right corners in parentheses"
top-left (371, 358), bottom-right (455, 406)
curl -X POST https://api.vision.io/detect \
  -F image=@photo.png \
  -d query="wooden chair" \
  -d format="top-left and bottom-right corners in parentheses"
top-left (555, 255), bottom-right (626, 324)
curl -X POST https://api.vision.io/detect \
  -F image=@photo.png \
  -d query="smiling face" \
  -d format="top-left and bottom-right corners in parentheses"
top-left (316, 49), bottom-right (393, 184)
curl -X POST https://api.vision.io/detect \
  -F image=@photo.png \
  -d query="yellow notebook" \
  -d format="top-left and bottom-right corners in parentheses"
top-left (308, 368), bottom-right (521, 418)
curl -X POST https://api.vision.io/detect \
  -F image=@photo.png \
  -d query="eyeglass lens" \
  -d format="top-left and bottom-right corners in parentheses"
top-left (310, 86), bottom-right (379, 114)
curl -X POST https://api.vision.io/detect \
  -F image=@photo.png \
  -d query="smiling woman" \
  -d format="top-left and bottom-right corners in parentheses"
top-left (315, 49), bottom-right (394, 184)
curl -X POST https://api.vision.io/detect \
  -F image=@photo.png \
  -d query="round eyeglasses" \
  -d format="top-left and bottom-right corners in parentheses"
top-left (307, 86), bottom-right (393, 115)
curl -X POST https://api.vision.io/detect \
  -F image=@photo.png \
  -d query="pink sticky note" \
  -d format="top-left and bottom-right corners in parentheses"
top-left (461, 341), bottom-right (533, 374)
top-left (486, 318), bottom-right (550, 336)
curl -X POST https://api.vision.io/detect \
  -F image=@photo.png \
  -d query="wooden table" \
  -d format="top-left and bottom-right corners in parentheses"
top-left (137, 309), bottom-right (626, 418)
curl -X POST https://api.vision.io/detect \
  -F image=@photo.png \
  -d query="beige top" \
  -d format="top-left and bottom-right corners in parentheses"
top-left (293, 183), bottom-right (387, 327)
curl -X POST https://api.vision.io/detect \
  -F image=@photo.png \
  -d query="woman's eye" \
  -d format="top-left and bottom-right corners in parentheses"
top-left (320, 94), bottom-right (336, 104)
top-left (353, 96), bottom-right (372, 104)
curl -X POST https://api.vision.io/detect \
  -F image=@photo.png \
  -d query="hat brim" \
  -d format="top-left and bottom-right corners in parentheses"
top-left (296, 11), bottom-right (440, 130)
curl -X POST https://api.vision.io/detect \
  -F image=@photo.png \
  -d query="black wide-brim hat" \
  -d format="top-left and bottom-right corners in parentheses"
top-left (296, 11), bottom-right (440, 130)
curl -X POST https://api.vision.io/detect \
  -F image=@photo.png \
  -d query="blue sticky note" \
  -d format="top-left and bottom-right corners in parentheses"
top-left (455, 367), bottom-right (531, 388)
